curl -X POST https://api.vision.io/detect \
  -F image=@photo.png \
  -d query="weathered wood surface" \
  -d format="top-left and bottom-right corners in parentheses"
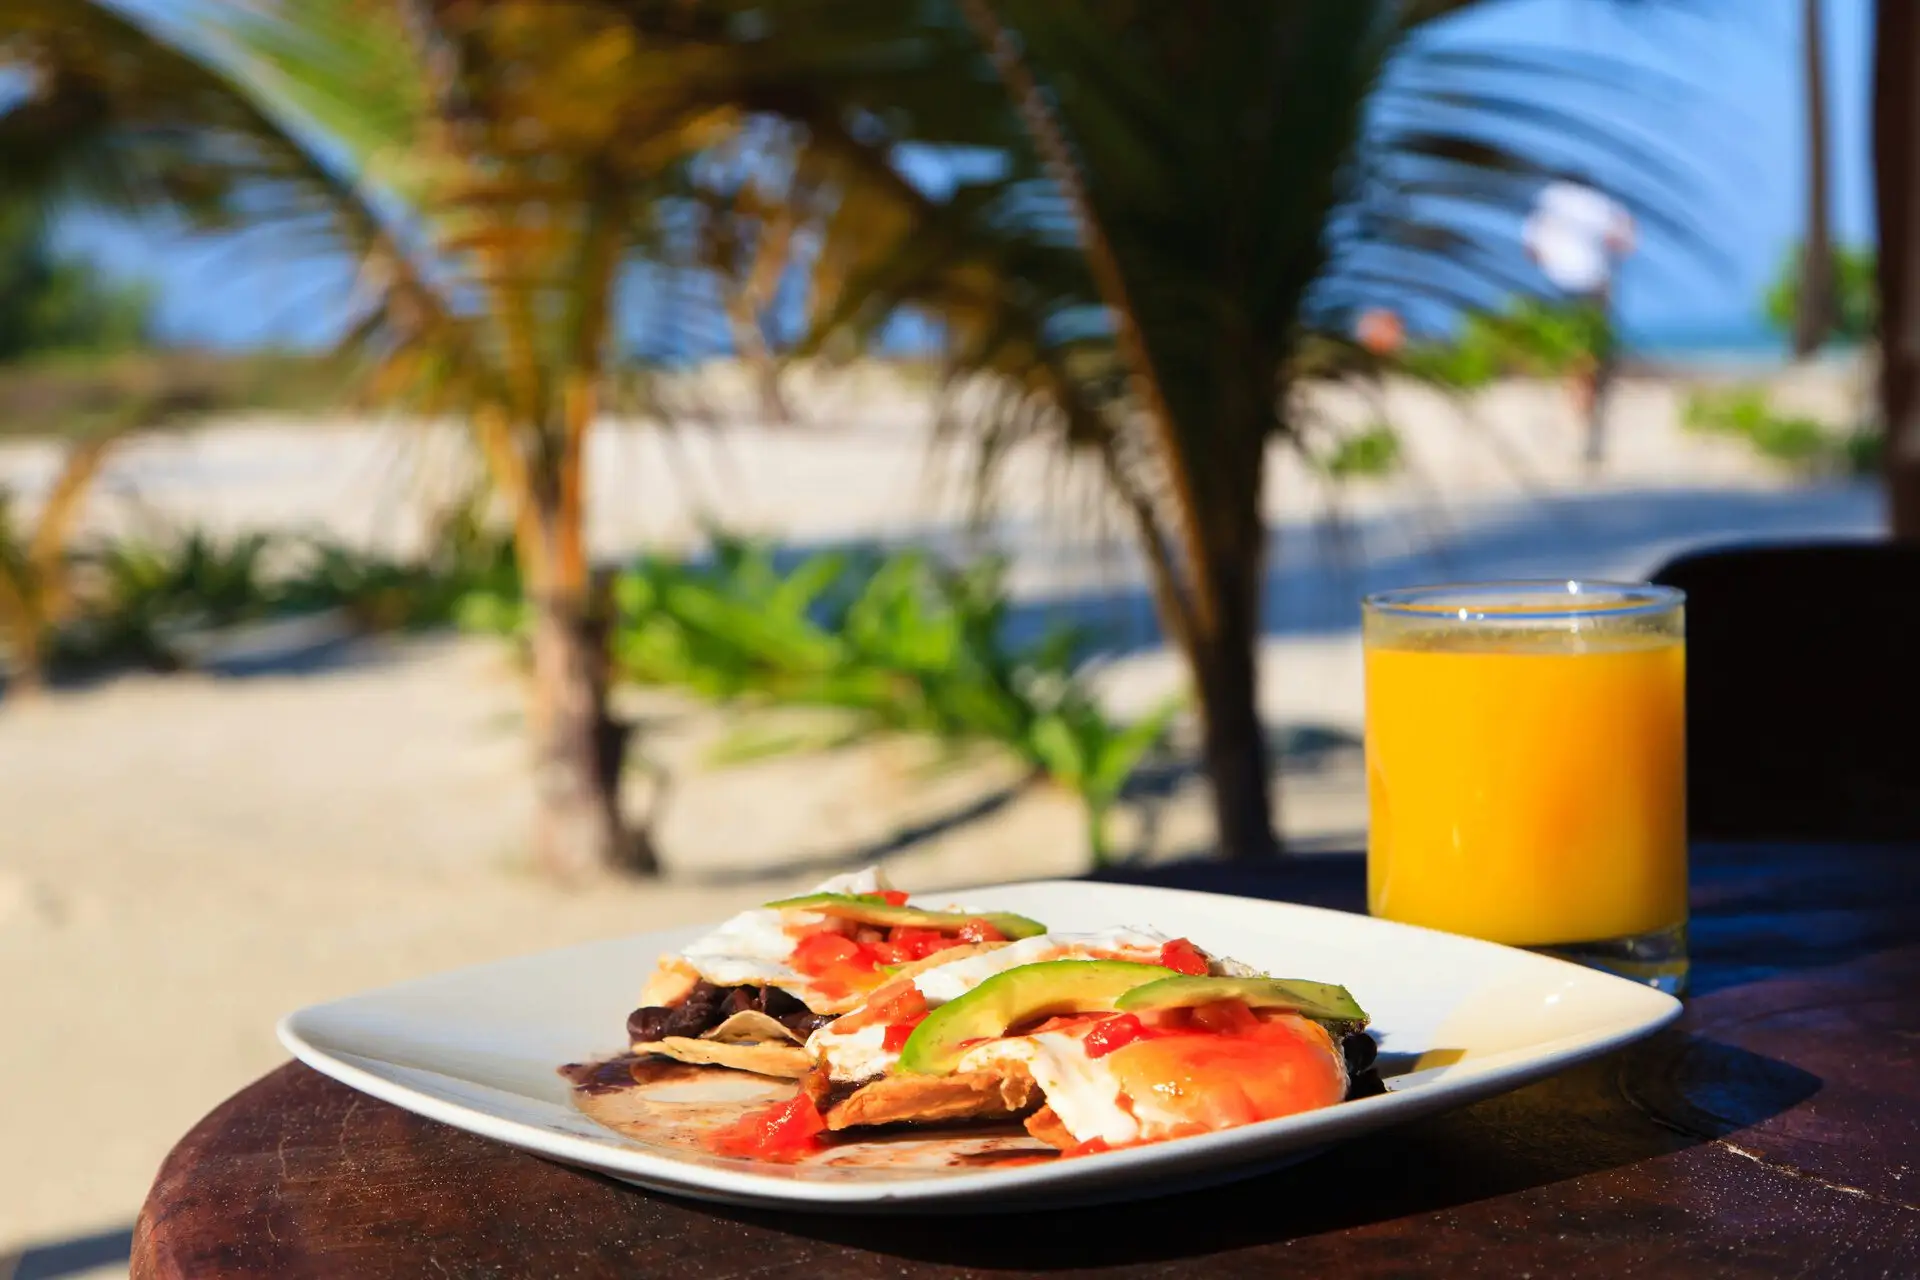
top-left (132, 843), bottom-right (1920, 1279)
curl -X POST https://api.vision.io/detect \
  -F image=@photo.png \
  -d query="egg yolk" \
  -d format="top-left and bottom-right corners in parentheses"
top-left (1102, 1014), bottom-right (1345, 1132)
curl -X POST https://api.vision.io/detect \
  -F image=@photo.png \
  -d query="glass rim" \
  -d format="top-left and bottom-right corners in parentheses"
top-left (1362, 579), bottom-right (1684, 623)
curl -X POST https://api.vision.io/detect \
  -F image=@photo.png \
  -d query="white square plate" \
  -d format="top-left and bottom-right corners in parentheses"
top-left (278, 879), bottom-right (1681, 1212)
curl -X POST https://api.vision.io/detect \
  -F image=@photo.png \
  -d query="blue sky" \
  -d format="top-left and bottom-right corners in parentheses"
top-left (61, 0), bottom-right (1872, 353)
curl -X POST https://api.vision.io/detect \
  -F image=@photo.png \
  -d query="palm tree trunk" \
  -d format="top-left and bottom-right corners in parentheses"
top-left (1194, 605), bottom-right (1280, 863)
top-left (1189, 452), bottom-right (1281, 863)
top-left (521, 382), bottom-right (654, 879)
top-left (1795, 0), bottom-right (1837, 358)
top-left (524, 522), bottom-right (652, 880)
top-left (959, 0), bottom-right (1286, 860)
top-left (1875, 0), bottom-right (1920, 535)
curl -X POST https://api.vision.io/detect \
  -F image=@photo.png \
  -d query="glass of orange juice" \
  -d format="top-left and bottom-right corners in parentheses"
top-left (1363, 581), bottom-right (1687, 992)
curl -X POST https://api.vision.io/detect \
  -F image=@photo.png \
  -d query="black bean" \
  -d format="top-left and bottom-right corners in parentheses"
top-left (662, 981), bottom-right (726, 1037)
top-left (778, 1008), bottom-right (835, 1038)
top-left (630, 980), bottom-right (836, 1045)
top-left (626, 1006), bottom-right (674, 1043)
top-left (1342, 1031), bottom-right (1379, 1076)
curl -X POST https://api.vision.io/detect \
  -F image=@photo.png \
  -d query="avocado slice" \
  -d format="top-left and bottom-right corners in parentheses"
top-left (897, 959), bottom-right (1177, 1075)
top-left (760, 892), bottom-right (1046, 940)
top-left (1115, 975), bottom-right (1368, 1031)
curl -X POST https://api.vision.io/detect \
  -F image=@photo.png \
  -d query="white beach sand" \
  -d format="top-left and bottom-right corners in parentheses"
top-left (0, 363), bottom-right (1884, 1272)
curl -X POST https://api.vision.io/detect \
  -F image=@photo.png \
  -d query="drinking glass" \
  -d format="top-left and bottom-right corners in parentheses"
top-left (1362, 581), bottom-right (1688, 992)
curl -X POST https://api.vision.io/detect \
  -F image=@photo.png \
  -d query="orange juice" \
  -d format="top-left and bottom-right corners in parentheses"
top-left (1365, 626), bottom-right (1687, 948)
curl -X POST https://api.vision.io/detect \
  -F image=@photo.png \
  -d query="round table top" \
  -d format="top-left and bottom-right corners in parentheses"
top-left (132, 844), bottom-right (1920, 1279)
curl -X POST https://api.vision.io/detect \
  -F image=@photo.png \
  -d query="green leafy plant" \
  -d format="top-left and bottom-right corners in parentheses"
top-left (1027, 695), bottom-right (1182, 865)
top-left (0, 204), bottom-right (152, 363)
top-left (62, 528), bottom-right (284, 670)
top-left (571, 532), bottom-right (1178, 864)
top-left (1316, 423), bottom-right (1403, 480)
top-left (1682, 386), bottom-right (1874, 476)
top-left (285, 532), bottom-right (517, 635)
top-left (50, 503), bottom-right (520, 674)
top-left (1764, 243), bottom-right (1877, 346)
top-left (1403, 298), bottom-right (1612, 391)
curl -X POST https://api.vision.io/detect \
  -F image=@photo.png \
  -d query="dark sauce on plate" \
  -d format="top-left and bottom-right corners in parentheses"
top-left (559, 1054), bottom-right (716, 1095)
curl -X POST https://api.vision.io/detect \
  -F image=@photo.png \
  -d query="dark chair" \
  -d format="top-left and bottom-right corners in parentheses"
top-left (1651, 540), bottom-right (1920, 843)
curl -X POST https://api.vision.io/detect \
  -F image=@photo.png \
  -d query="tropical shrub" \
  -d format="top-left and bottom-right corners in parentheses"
top-left (474, 532), bottom-right (1181, 864)
top-left (0, 205), bottom-right (152, 362)
top-left (1404, 298), bottom-right (1612, 391)
top-left (1316, 423), bottom-right (1403, 480)
top-left (1683, 386), bottom-right (1876, 477)
top-left (60, 528), bottom-right (285, 670)
top-left (1764, 243), bottom-right (1877, 346)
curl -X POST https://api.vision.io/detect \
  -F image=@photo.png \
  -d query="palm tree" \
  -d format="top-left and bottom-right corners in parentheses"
top-left (1, 0), bottom-right (1001, 876)
top-left (796, 0), bottom-right (1697, 858)
top-left (1875, 0), bottom-right (1920, 536)
top-left (1794, 0), bottom-right (1837, 358)
top-left (2, 0), bottom-right (720, 876)
top-left (4, 0), bottom-right (1697, 867)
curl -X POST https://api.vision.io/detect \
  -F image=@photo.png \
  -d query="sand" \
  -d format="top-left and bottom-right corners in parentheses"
top-left (0, 361), bottom-right (1884, 1273)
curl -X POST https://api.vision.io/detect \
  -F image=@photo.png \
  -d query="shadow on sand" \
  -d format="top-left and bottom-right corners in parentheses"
top-left (3, 1224), bottom-right (135, 1280)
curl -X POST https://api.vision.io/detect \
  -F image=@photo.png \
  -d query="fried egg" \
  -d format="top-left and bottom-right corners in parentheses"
top-left (667, 867), bottom-right (1022, 1015)
top-left (675, 868), bottom-right (890, 1000)
top-left (959, 1013), bottom-right (1349, 1148)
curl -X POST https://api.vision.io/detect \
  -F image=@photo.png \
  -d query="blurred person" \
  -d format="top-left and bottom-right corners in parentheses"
top-left (1523, 181), bottom-right (1637, 471)
top-left (1356, 306), bottom-right (1405, 356)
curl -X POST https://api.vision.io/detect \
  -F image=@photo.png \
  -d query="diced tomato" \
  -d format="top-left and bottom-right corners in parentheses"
top-left (1158, 938), bottom-right (1210, 976)
top-left (1189, 998), bottom-right (1259, 1035)
top-left (783, 916), bottom-right (853, 941)
top-left (1082, 1013), bottom-right (1155, 1059)
top-left (790, 930), bottom-right (885, 999)
top-left (886, 926), bottom-right (953, 960)
top-left (958, 918), bottom-right (1006, 944)
top-left (791, 930), bottom-right (874, 976)
top-left (834, 980), bottom-right (928, 1034)
top-left (1063, 1136), bottom-right (1114, 1158)
top-left (870, 983), bottom-right (928, 1025)
top-left (867, 940), bottom-right (909, 965)
top-left (878, 890), bottom-right (910, 907)
top-left (882, 1017), bottom-right (926, 1051)
top-left (707, 1094), bottom-right (827, 1162)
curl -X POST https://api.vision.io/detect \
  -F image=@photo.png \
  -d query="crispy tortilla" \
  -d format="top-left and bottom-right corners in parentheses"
top-left (638, 956), bottom-right (701, 1007)
top-left (820, 1061), bottom-right (1039, 1130)
top-left (634, 1036), bottom-right (811, 1079)
top-left (632, 1011), bottom-right (813, 1079)
top-left (703, 1010), bottom-right (805, 1045)
top-left (1022, 1104), bottom-right (1074, 1150)
top-left (632, 939), bottom-right (1016, 1079)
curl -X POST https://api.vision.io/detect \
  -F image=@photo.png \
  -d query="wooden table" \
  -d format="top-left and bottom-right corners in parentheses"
top-left (132, 843), bottom-right (1920, 1278)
